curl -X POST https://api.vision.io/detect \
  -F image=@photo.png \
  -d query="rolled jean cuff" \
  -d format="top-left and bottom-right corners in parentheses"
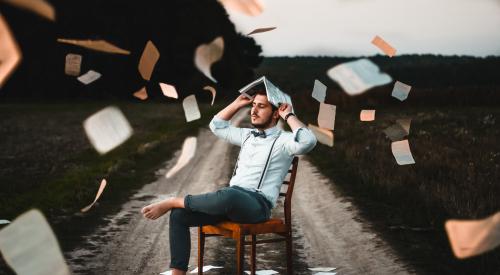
top-left (169, 263), bottom-right (188, 272)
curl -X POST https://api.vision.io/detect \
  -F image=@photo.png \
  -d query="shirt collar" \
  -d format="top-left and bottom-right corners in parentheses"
top-left (254, 126), bottom-right (279, 137)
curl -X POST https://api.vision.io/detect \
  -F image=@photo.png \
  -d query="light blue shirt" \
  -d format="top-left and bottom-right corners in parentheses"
top-left (209, 116), bottom-right (317, 208)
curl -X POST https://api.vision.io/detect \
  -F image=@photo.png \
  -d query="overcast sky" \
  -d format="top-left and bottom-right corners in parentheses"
top-left (226, 0), bottom-right (500, 57)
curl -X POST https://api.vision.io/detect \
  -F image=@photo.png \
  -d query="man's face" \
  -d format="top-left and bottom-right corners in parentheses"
top-left (251, 94), bottom-right (277, 129)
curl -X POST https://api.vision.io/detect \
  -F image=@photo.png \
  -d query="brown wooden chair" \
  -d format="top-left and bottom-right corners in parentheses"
top-left (197, 156), bottom-right (299, 275)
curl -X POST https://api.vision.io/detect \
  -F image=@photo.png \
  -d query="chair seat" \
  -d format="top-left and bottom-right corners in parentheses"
top-left (202, 218), bottom-right (287, 237)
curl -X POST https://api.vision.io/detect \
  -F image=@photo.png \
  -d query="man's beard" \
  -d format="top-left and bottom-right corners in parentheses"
top-left (251, 114), bottom-right (275, 129)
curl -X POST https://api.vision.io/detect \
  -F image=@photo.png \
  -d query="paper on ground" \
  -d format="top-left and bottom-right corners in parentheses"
top-left (0, 15), bottom-right (22, 88)
top-left (77, 70), bottom-right (101, 85)
top-left (81, 179), bottom-right (107, 212)
top-left (218, 0), bottom-right (264, 16)
top-left (83, 106), bottom-right (133, 155)
top-left (309, 267), bottom-right (337, 272)
top-left (183, 95), bottom-right (201, 122)
top-left (360, 110), bottom-right (375, 121)
top-left (247, 27), bottom-right (276, 35)
top-left (371, 35), bottom-right (396, 57)
top-left (327, 58), bottom-right (392, 96)
top-left (0, 209), bottom-right (70, 275)
top-left (57, 39), bottom-right (130, 55)
top-left (308, 124), bottom-right (333, 147)
top-left (445, 212), bottom-right (500, 259)
top-left (166, 137), bottom-right (197, 178)
top-left (3, 0), bottom-right (55, 21)
top-left (391, 139), bottom-right (415, 165)
top-left (194, 36), bottom-right (224, 82)
top-left (159, 271), bottom-right (172, 275)
top-left (64, 53), bottom-right (82, 76)
top-left (133, 86), bottom-right (148, 100)
top-left (0, 220), bottom-right (10, 225)
top-left (312, 79), bottom-right (327, 103)
top-left (391, 81), bottom-right (412, 101)
top-left (318, 102), bottom-right (336, 130)
top-left (138, 40), bottom-right (160, 81)
top-left (203, 86), bottom-right (216, 106)
top-left (160, 83), bottom-right (178, 99)
top-left (189, 265), bottom-right (223, 273)
top-left (244, 270), bottom-right (278, 275)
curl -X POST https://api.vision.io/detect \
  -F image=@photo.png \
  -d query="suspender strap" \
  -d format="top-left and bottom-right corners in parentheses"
top-left (257, 132), bottom-right (281, 190)
top-left (232, 133), bottom-right (252, 177)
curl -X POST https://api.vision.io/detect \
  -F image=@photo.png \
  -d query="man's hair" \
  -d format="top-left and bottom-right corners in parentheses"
top-left (254, 89), bottom-right (278, 111)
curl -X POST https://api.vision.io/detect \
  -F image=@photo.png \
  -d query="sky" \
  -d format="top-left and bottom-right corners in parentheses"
top-left (226, 0), bottom-right (500, 57)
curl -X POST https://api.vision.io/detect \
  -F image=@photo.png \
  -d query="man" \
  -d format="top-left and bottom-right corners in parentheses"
top-left (141, 89), bottom-right (317, 275)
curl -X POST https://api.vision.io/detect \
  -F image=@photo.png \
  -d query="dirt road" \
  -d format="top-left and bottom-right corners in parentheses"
top-left (66, 110), bottom-right (413, 274)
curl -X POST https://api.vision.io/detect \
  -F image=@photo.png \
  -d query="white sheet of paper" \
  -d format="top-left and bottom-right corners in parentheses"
top-left (391, 140), bottom-right (415, 165)
top-left (308, 124), bottom-right (334, 147)
top-left (138, 40), bottom-right (160, 81)
top-left (0, 220), bottom-right (10, 225)
top-left (189, 265), bottom-right (223, 273)
top-left (183, 95), bottom-right (201, 122)
top-left (312, 79), bottom-right (327, 103)
top-left (159, 83), bottom-right (178, 99)
top-left (247, 27), bottom-right (276, 35)
top-left (445, 212), bottom-right (500, 259)
top-left (77, 70), bottom-right (101, 85)
top-left (317, 102), bottom-right (336, 130)
top-left (309, 267), bottom-right (337, 272)
top-left (194, 36), bottom-right (224, 82)
top-left (327, 58), bottom-right (392, 96)
top-left (360, 110), bottom-right (376, 121)
top-left (244, 270), bottom-right (279, 275)
top-left (203, 86), bottom-right (217, 106)
top-left (133, 86), bottom-right (148, 100)
top-left (83, 106), bottom-right (133, 155)
top-left (3, 0), bottom-right (55, 21)
top-left (64, 53), bottom-right (82, 76)
top-left (371, 35), bottom-right (397, 57)
top-left (57, 39), bottom-right (130, 55)
top-left (0, 209), bottom-right (71, 275)
top-left (391, 81), bottom-right (412, 101)
top-left (159, 270), bottom-right (172, 275)
top-left (166, 137), bottom-right (197, 178)
top-left (218, 0), bottom-right (264, 16)
top-left (81, 179), bottom-right (107, 212)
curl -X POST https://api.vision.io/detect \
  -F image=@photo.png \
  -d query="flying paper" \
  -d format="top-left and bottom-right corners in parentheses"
top-left (239, 76), bottom-right (293, 111)
top-left (138, 40), bottom-right (160, 81)
top-left (383, 119), bottom-right (411, 141)
top-left (309, 267), bottom-right (337, 272)
top-left (318, 102), bottom-right (336, 130)
top-left (64, 53), bottom-right (82, 76)
top-left (391, 81), bottom-right (412, 101)
top-left (83, 106), bottom-right (133, 155)
top-left (183, 95), bottom-right (201, 122)
top-left (57, 38), bottom-right (130, 55)
top-left (203, 86), bottom-right (216, 106)
top-left (0, 15), bottom-right (22, 88)
top-left (218, 0), bottom-right (264, 16)
top-left (81, 179), bottom-right (107, 212)
top-left (0, 220), bottom-right (10, 225)
top-left (133, 86), bottom-right (148, 100)
top-left (0, 209), bottom-right (71, 275)
top-left (247, 27), bottom-right (276, 35)
top-left (194, 36), bottom-right (224, 82)
top-left (159, 83), bottom-right (178, 99)
top-left (391, 139), bottom-right (415, 165)
top-left (308, 124), bottom-right (334, 147)
top-left (189, 265), bottom-right (223, 273)
top-left (77, 70), bottom-right (101, 85)
top-left (445, 212), bottom-right (500, 259)
top-left (244, 270), bottom-right (278, 275)
top-left (371, 35), bottom-right (397, 57)
top-left (166, 137), bottom-right (197, 179)
top-left (327, 58), bottom-right (392, 96)
top-left (312, 79), bottom-right (327, 103)
top-left (360, 110), bottom-right (376, 121)
top-left (3, 0), bottom-right (55, 21)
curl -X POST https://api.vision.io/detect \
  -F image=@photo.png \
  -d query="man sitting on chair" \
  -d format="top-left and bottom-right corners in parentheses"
top-left (141, 88), bottom-right (317, 275)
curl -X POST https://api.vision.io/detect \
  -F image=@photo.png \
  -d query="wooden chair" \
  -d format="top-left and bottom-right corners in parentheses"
top-left (197, 157), bottom-right (299, 275)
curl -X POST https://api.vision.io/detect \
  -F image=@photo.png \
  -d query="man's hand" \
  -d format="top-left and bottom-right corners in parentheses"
top-left (231, 94), bottom-right (254, 109)
top-left (278, 103), bottom-right (293, 119)
top-left (215, 94), bottom-right (253, 121)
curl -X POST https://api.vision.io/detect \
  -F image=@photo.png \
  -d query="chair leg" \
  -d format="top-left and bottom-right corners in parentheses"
top-left (285, 234), bottom-right (293, 275)
top-left (236, 233), bottom-right (245, 275)
top-left (251, 235), bottom-right (256, 275)
top-left (198, 227), bottom-right (205, 275)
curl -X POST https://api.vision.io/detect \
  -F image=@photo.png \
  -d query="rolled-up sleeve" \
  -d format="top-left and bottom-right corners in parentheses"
top-left (209, 115), bottom-right (249, 146)
top-left (283, 127), bottom-right (317, 155)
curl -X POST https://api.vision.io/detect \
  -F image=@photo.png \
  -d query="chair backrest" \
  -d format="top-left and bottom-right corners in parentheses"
top-left (279, 156), bottom-right (299, 229)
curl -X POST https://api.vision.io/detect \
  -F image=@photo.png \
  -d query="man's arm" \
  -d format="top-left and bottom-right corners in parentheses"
top-left (209, 95), bottom-right (253, 146)
top-left (279, 103), bottom-right (317, 155)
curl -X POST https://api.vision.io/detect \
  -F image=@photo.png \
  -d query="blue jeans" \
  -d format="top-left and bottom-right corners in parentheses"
top-left (169, 186), bottom-right (272, 271)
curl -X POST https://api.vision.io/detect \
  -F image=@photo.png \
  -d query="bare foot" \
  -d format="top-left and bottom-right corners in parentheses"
top-left (141, 199), bottom-right (173, 220)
